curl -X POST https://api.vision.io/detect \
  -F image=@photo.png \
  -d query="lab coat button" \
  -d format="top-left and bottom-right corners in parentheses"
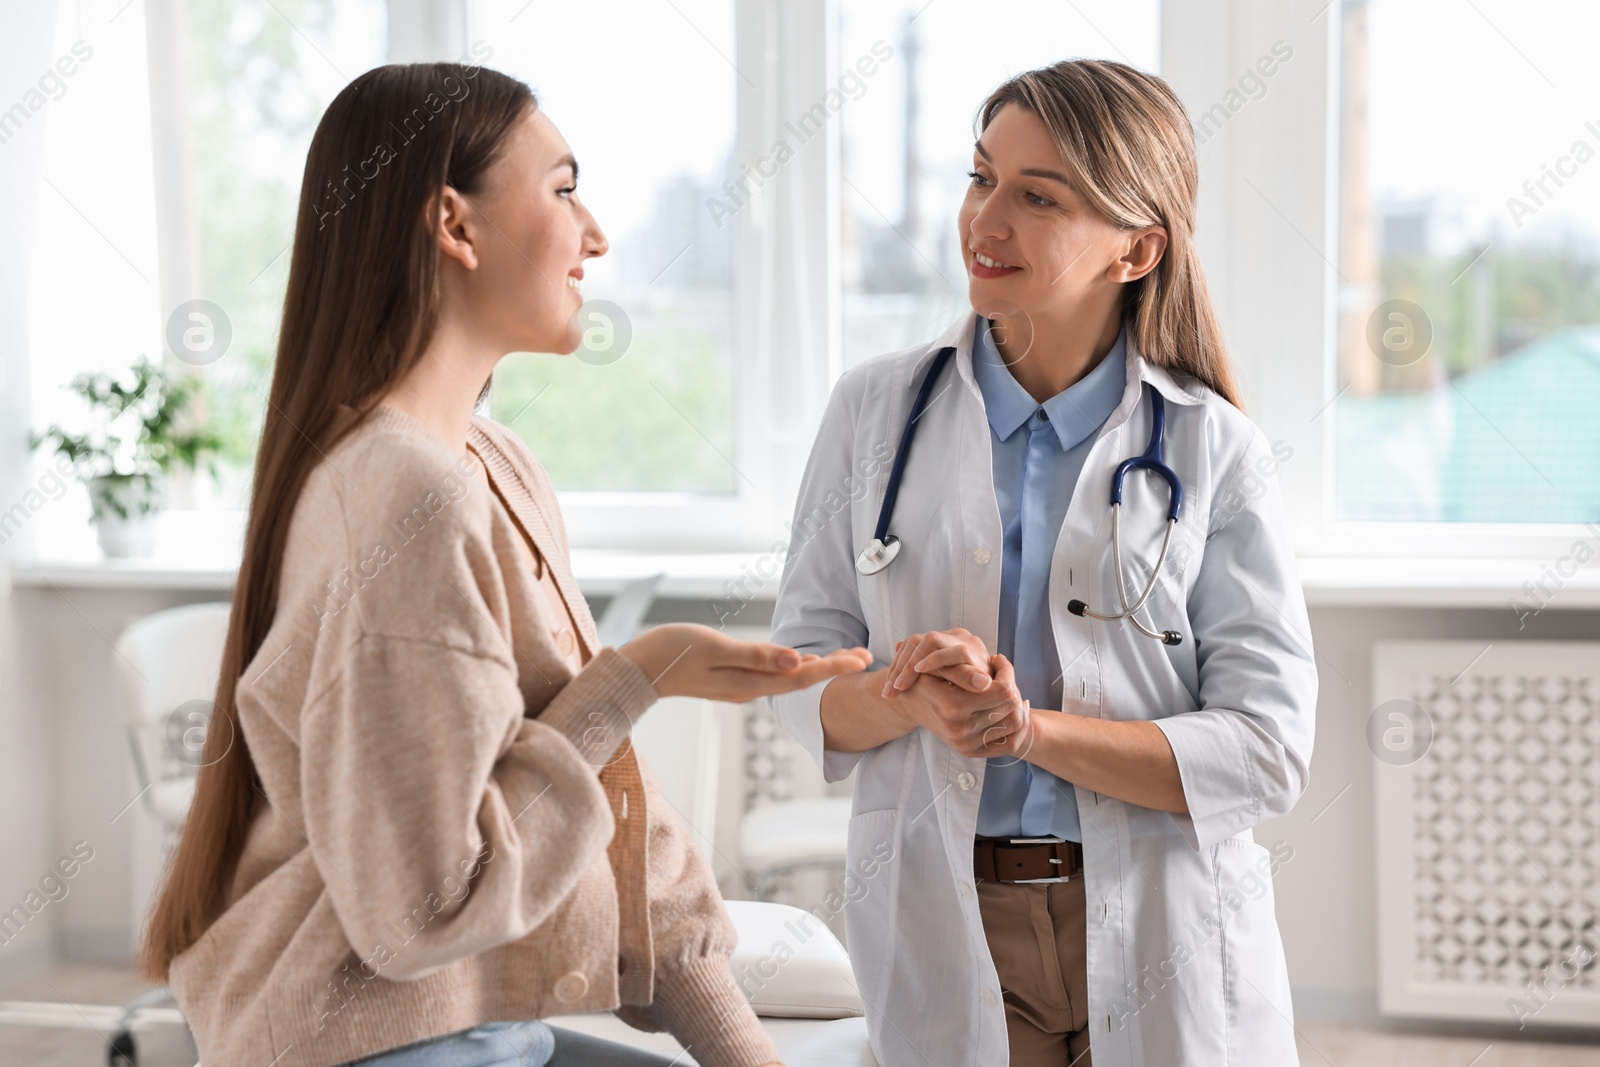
top-left (957, 771), bottom-right (976, 790)
top-left (972, 546), bottom-right (991, 565)
top-left (982, 987), bottom-right (998, 1008)
top-left (554, 971), bottom-right (590, 1002)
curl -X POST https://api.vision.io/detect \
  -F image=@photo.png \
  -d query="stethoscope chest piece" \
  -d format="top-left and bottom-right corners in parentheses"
top-left (855, 535), bottom-right (901, 575)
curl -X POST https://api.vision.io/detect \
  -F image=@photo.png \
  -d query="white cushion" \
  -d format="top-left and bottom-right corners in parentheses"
top-left (536, 1014), bottom-right (878, 1067)
top-left (724, 899), bottom-right (862, 1019)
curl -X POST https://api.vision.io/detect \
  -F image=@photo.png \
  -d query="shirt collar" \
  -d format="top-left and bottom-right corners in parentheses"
top-left (970, 315), bottom-right (1128, 451)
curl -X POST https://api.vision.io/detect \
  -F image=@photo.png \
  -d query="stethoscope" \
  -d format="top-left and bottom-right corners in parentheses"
top-left (854, 344), bottom-right (1186, 647)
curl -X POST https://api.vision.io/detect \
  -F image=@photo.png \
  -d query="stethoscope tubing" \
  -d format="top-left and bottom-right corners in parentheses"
top-left (856, 345), bottom-right (1185, 645)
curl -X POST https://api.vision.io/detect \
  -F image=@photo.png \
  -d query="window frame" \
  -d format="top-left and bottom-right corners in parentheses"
top-left (133, 0), bottom-right (1597, 560)
top-left (1169, 0), bottom-right (1597, 560)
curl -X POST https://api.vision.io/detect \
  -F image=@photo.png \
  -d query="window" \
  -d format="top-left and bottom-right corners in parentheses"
top-left (28, 0), bottom-right (388, 549)
top-left (1334, 0), bottom-right (1600, 524)
top-left (165, 0), bottom-right (388, 511)
top-left (837, 1), bottom-right (1161, 369)
top-left (469, 0), bottom-right (740, 496)
top-left (27, 2), bottom-right (159, 491)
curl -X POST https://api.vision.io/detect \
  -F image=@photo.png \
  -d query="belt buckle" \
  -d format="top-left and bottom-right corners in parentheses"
top-left (1000, 835), bottom-right (1075, 884)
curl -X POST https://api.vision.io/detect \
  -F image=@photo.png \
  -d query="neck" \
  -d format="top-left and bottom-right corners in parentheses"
top-left (380, 312), bottom-right (500, 458)
top-left (991, 297), bottom-right (1124, 403)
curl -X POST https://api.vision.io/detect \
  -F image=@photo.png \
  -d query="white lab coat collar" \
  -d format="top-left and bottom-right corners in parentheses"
top-left (918, 309), bottom-right (1206, 428)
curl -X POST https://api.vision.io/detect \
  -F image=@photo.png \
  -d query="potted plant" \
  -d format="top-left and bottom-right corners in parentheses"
top-left (30, 356), bottom-right (222, 558)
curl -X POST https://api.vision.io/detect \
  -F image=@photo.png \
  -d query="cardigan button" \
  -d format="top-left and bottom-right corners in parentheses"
top-left (554, 971), bottom-right (590, 1002)
top-left (555, 627), bottom-right (576, 655)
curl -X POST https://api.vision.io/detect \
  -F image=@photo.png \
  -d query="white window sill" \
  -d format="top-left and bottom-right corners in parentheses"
top-left (1294, 556), bottom-right (1600, 610)
top-left (6, 545), bottom-right (1598, 612)
top-left (4, 506), bottom-right (1595, 608)
top-left (2, 548), bottom-right (778, 601)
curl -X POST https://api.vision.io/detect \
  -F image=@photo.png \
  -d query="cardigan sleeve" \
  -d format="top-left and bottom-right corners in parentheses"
top-left (293, 450), bottom-right (658, 980)
top-left (611, 757), bottom-right (780, 1067)
top-left (300, 636), bottom-right (628, 980)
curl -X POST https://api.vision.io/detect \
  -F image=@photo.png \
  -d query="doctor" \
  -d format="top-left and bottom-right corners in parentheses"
top-left (770, 59), bottom-right (1317, 1067)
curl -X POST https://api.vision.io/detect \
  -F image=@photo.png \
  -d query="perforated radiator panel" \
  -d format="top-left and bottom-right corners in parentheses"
top-left (1372, 641), bottom-right (1600, 1028)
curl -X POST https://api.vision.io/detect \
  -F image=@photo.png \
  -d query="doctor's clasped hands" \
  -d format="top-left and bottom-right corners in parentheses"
top-left (880, 628), bottom-right (1036, 761)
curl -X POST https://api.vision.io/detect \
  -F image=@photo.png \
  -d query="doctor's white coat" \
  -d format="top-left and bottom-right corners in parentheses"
top-left (768, 311), bottom-right (1318, 1067)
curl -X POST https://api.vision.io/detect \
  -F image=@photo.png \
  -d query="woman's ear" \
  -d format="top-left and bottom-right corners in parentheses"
top-left (431, 185), bottom-right (481, 271)
top-left (1111, 225), bottom-right (1167, 284)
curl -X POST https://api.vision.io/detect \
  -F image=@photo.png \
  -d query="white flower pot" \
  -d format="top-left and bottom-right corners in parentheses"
top-left (88, 474), bottom-right (160, 559)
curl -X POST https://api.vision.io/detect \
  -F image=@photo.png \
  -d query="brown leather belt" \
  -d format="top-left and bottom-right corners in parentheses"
top-left (974, 835), bottom-right (1083, 883)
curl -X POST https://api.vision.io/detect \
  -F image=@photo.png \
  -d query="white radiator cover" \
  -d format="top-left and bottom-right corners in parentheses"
top-left (1373, 640), bottom-right (1600, 1029)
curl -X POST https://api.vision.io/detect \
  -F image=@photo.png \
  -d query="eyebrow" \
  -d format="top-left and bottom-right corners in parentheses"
top-left (973, 139), bottom-right (1072, 187)
top-left (553, 154), bottom-right (579, 182)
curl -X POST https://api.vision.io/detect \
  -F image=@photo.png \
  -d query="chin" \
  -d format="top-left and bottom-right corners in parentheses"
top-left (521, 317), bottom-right (581, 356)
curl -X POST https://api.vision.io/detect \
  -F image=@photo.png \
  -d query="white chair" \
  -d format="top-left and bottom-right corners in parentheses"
top-left (738, 796), bottom-right (855, 902)
top-left (114, 602), bottom-right (233, 836)
top-left (113, 602), bottom-right (231, 1066)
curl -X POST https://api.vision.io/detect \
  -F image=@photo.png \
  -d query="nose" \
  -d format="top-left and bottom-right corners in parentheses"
top-left (577, 199), bottom-right (608, 260)
top-left (967, 189), bottom-right (1011, 245)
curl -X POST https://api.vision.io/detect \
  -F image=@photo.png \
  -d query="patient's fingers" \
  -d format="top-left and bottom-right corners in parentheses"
top-left (737, 640), bottom-right (803, 671)
top-left (730, 647), bottom-right (871, 698)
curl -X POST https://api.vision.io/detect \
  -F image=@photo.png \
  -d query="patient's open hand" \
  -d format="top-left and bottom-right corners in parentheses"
top-left (620, 623), bottom-right (871, 703)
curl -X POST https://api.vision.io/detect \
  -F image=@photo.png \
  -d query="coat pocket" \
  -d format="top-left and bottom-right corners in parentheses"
top-left (1213, 837), bottom-right (1298, 1065)
top-left (840, 808), bottom-right (901, 1008)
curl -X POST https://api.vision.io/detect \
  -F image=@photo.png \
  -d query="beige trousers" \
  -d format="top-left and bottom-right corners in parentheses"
top-left (976, 873), bottom-right (1093, 1066)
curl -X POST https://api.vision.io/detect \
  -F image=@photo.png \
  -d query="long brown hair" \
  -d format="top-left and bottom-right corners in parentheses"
top-left (140, 62), bottom-right (535, 980)
top-left (979, 60), bottom-right (1243, 409)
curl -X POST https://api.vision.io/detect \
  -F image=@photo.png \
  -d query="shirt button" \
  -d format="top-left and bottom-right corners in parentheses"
top-left (982, 987), bottom-right (999, 1008)
top-left (957, 771), bottom-right (976, 790)
top-left (1035, 410), bottom-right (1048, 422)
top-left (554, 971), bottom-right (590, 1002)
top-left (972, 546), bottom-right (991, 565)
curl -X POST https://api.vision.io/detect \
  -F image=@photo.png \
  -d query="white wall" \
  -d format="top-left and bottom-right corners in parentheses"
top-left (5, 578), bottom-right (1597, 1023)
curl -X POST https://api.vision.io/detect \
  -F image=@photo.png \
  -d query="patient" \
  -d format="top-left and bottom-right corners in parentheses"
top-left (138, 62), bottom-right (869, 1067)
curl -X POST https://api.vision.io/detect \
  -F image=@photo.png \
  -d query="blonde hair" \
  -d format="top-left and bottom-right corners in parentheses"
top-left (978, 60), bottom-right (1243, 409)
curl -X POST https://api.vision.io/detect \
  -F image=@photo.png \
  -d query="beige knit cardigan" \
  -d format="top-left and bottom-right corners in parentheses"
top-left (166, 404), bottom-right (779, 1067)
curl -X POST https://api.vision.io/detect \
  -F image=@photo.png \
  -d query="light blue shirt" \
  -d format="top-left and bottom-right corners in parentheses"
top-left (971, 315), bottom-right (1127, 842)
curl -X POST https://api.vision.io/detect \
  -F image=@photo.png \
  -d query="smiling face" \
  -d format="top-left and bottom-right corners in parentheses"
top-left (958, 102), bottom-right (1165, 354)
top-left (445, 107), bottom-right (608, 355)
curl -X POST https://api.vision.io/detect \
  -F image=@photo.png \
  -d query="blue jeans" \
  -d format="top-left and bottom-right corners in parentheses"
top-left (342, 1020), bottom-right (684, 1067)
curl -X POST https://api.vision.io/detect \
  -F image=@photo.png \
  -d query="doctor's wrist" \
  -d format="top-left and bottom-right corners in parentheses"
top-left (819, 670), bottom-right (921, 753)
